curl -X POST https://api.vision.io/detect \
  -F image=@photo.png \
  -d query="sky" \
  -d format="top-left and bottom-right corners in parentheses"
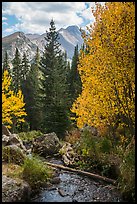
top-left (2, 2), bottom-right (105, 37)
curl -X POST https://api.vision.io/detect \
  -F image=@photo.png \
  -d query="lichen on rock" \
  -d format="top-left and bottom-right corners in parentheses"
top-left (2, 175), bottom-right (31, 202)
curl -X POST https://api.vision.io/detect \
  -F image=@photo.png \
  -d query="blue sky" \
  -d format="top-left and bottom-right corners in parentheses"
top-left (2, 2), bottom-right (105, 37)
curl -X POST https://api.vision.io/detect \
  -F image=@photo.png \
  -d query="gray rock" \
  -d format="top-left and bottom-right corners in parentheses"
top-left (2, 124), bottom-right (11, 136)
top-left (10, 134), bottom-right (28, 153)
top-left (2, 133), bottom-right (28, 154)
top-left (2, 144), bottom-right (26, 165)
top-left (32, 132), bottom-right (61, 156)
top-left (2, 135), bottom-right (9, 146)
top-left (60, 142), bottom-right (77, 166)
top-left (51, 177), bottom-right (61, 184)
top-left (2, 175), bottom-right (31, 202)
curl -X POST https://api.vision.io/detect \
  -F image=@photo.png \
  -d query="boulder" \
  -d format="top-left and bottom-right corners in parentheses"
top-left (2, 145), bottom-right (26, 165)
top-left (32, 132), bottom-right (61, 156)
top-left (59, 142), bottom-right (78, 166)
top-left (2, 133), bottom-right (28, 154)
top-left (2, 175), bottom-right (31, 202)
top-left (2, 135), bottom-right (10, 146)
top-left (2, 124), bottom-right (11, 136)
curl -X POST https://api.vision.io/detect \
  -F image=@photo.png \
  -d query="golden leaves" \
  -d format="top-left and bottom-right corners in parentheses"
top-left (2, 70), bottom-right (27, 128)
top-left (71, 2), bottom-right (135, 130)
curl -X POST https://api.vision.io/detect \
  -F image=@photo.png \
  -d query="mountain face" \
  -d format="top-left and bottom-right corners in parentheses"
top-left (2, 32), bottom-right (39, 62)
top-left (2, 25), bottom-right (84, 62)
top-left (58, 25), bottom-right (83, 59)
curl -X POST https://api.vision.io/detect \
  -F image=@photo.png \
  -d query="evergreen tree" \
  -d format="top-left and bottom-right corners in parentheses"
top-left (40, 19), bottom-right (70, 137)
top-left (21, 47), bottom-right (43, 131)
top-left (21, 52), bottom-right (30, 82)
top-left (12, 48), bottom-right (22, 93)
top-left (68, 45), bottom-right (82, 104)
top-left (2, 51), bottom-right (10, 74)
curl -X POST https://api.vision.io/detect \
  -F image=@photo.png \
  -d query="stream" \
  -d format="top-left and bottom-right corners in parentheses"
top-left (30, 157), bottom-right (125, 202)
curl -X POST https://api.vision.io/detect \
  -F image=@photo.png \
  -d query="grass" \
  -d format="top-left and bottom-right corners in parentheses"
top-left (22, 155), bottom-right (54, 189)
top-left (2, 154), bottom-right (54, 191)
top-left (117, 137), bottom-right (135, 201)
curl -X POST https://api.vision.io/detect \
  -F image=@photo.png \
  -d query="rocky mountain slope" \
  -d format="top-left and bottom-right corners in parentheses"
top-left (2, 25), bottom-right (84, 62)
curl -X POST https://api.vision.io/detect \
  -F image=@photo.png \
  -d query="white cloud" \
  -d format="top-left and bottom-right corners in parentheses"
top-left (2, 2), bottom-right (92, 34)
top-left (2, 17), bottom-right (7, 21)
top-left (4, 27), bottom-right (16, 33)
top-left (2, 2), bottom-right (106, 35)
top-left (2, 22), bottom-right (8, 26)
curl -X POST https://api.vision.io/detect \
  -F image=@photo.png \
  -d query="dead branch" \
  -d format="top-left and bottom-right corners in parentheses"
top-left (44, 161), bottom-right (116, 185)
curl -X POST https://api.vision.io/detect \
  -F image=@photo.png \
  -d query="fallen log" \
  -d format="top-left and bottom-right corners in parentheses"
top-left (44, 161), bottom-right (116, 185)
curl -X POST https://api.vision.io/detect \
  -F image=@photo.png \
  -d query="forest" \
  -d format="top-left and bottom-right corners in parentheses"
top-left (2, 2), bottom-right (135, 202)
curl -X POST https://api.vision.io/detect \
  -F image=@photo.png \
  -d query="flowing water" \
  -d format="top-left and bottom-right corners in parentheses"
top-left (29, 157), bottom-right (125, 202)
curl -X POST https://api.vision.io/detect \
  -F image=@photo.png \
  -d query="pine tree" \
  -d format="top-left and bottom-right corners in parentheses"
top-left (2, 51), bottom-right (10, 74)
top-left (68, 45), bottom-right (82, 104)
top-left (40, 19), bottom-right (70, 137)
top-left (21, 52), bottom-right (30, 82)
top-left (21, 47), bottom-right (43, 131)
top-left (12, 48), bottom-right (22, 93)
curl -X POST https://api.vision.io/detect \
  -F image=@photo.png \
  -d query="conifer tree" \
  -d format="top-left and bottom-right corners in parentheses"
top-left (68, 45), bottom-right (82, 104)
top-left (21, 47), bottom-right (43, 130)
top-left (2, 51), bottom-right (10, 74)
top-left (21, 52), bottom-right (30, 82)
top-left (40, 19), bottom-right (70, 137)
top-left (12, 48), bottom-right (22, 93)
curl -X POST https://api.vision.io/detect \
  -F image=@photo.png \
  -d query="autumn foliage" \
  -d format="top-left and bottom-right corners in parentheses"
top-left (2, 70), bottom-right (27, 129)
top-left (71, 2), bottom-right (135, 137)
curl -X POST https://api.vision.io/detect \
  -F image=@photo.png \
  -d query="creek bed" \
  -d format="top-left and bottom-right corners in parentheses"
top-left (29, 157), bottom-right (125, 202)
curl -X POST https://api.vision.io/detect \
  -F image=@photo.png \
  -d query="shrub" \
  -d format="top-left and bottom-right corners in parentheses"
top-left (22, 155), bottom-right (53, 190)
top-left (73, 129), bottom-right (121, 178)
top-left (118, 136), bottom-right (135, 201)
top-left (98, 124), bottom-right (109, 137)
top-left (79, 129), bottom-right (101, 159)
top-left (100, 137), bottom-right (112, 153)
top-left (18, 130), bottom-right (43, 142)
top-left (65, 129), bottom-right (81, 145)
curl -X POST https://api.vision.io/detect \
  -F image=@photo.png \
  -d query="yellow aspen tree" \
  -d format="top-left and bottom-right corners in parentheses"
top-left (71, 2), bottom-right (135, 136)
top-left (2, 70), bottom-right (27, 129)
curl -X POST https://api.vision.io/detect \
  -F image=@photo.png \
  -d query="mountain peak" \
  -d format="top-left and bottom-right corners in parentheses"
top-left (3, 31), bottom-right (24, 39)
top-left (66, 25), bottom-right (80, 34)
top-left (67, 25), bottom-right (79, 29)
top-left (2, 31), bottom-right (26, 44)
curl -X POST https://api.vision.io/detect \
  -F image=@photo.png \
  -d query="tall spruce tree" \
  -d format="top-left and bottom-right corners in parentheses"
top-left (12, 48), bottom-right (22, 93)
top-left (21, 52), bottom-right (30, 82)
top-left (2, 51), bottom-right (10, 74)
top-left (21, 47), bottom-right (43, 131)
top-left (68, 45), bottom-right (82, 105)
top-left (40, 19), bottom-right (70, 137)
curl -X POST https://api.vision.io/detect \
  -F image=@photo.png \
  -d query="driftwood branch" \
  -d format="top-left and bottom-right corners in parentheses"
top-left (44, 161), bottom-right (116, 185)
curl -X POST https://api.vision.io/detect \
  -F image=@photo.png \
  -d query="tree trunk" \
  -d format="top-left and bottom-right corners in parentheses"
top-left (44, 161), bottom-right (116, 185)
